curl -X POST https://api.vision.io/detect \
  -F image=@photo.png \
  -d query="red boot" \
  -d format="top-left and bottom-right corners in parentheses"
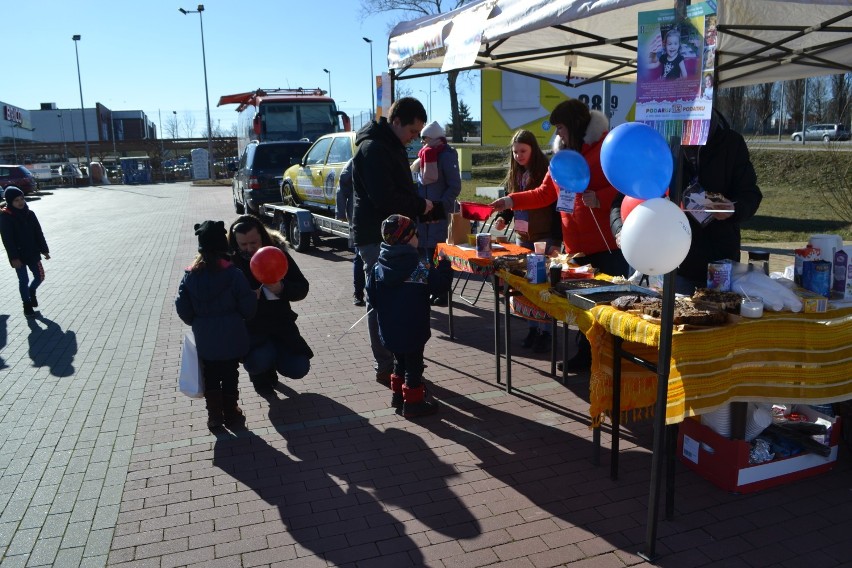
top-left (390, 374), bottom-right (404, 409)
top-left (401, 384), bottom-right (438, 418)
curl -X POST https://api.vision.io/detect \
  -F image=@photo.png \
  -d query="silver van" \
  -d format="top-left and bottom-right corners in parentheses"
top-left (791, 123), bottom-right (851, 142)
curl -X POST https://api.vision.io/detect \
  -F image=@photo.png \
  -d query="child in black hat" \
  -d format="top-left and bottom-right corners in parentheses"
top-left (1, 186), bottom-right (50, 316)
top-left (175, 220), bottom-right (257, 429)
top-left (366, 214), bottom-right (453, 417)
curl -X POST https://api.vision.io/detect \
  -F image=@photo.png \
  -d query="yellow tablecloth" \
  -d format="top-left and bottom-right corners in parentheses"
top-left (498, 271), bottom-right (852, 426)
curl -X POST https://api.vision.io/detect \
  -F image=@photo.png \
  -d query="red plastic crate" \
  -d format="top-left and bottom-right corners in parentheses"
top-left (677, 409), bottom-right (840, 494)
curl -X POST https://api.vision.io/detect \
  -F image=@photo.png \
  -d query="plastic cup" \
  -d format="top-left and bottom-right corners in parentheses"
top-left (534, 241), bottom-right (546, 254)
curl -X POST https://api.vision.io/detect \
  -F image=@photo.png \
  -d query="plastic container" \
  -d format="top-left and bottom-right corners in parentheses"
top-left (740, 296), bottom-right (764, 318)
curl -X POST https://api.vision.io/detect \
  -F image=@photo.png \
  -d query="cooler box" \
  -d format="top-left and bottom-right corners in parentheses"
top-left (677, 408), bottom-right (840, 494)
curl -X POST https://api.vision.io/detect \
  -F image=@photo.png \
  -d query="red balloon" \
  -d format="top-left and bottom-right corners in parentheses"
top-left (250, 246), bottom-right (289, 284)
top-left (620, 196), bottom-right (645, 222)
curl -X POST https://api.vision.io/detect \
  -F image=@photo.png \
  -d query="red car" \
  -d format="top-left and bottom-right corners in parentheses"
top-left (0, 165), bottom-right (39, 195)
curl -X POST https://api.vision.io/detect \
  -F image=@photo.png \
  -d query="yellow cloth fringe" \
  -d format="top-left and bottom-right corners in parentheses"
top-left (498, 271), bottom-right (852, 426)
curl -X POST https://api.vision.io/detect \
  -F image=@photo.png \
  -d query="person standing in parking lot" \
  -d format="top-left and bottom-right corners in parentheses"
top-left (414, 120), bottom-right (461, 307)
top-left (336, 158), bottom-right (366, 306)
top-left (1, 186), bottom-right (50, 317)
top-left (352, 97), bottom-right (433, 384)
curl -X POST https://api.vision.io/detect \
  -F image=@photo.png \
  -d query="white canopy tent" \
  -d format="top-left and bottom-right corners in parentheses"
top-left (388, 0), bottom-right (852, 560)
top-left (388, 0), bottom-right (852, 89)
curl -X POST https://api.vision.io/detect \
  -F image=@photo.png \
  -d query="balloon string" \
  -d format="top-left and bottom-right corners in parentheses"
top-left (337, 308), bottom-right (373, 343)
top-left (587, 208), bottom-right (612, 253)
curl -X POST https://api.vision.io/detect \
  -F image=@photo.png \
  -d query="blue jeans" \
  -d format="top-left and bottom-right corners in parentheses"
top-left (359, 243), bottom-right (394, 375)
top-left (243, 337), bottom-right (311, 379)
top-left (15, 261), bottom-right (42, 303)
top-left (353, 247), bottom-right (365, 298)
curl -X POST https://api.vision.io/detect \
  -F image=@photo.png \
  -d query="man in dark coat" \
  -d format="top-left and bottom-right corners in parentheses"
top-left (227, 215), bottom-right (314, 394)
top-left (1, 186), bottom-right (50, 316)
top-left (352, 97), bottom-right (433, 384)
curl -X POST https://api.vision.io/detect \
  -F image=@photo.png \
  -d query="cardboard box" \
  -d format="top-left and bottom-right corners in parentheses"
top-left (678, 407), bottom-right (840, 494)
top-left (794, 287), bottom-right (828, 312)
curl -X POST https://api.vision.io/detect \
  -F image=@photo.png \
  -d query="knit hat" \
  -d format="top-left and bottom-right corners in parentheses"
top-left (421, 120), bottom-right (445, 140)
top-left (3, 186), bottom-right (24, 203)
top-left (381, 214), bottom-right (417, 245)
top-left (194, 220), bottom-right (229, 254)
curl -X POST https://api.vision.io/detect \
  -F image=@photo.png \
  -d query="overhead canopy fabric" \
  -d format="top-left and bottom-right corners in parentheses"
top-left (388, 0), bottom-right (852, 88)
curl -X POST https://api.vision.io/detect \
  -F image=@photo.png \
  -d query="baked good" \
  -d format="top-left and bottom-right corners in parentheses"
top-left (613, 295), bottom-right (727, 326)
top-left (692, 288), bottom-right (742, 313)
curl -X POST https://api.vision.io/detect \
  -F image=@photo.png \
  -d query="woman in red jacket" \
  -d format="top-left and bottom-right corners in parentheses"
top-left (490, 99), bottom-right (629, 370)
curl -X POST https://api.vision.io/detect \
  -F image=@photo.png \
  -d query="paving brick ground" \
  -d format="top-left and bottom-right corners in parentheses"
top-left (0, 183), bottom-right (849, 567)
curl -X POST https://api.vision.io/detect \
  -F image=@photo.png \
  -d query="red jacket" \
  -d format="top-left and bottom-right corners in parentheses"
top-left (509, 124), bottom-right (619, 255)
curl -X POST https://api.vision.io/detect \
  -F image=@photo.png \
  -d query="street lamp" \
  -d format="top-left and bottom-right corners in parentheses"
top-left (322, 68), bottom-right (331, 97)
top-left (179, 4), bottom-right (215, 181)
top-left (72, 34), bottom-right (93, 185)
top-left (362, 37), bottom-right (375, 120)
top-left (57, 112), bottom-right (68, 160)
top-left (173, 111), bottom-right (178, 165)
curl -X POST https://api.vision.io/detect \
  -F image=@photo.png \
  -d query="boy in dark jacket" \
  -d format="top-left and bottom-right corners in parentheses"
top-left (366, 214), bottom-right (453, 418)
top-left (1, 186), bottom-right (50, 316)
top-left (175, 220), bottom-right (257, 429)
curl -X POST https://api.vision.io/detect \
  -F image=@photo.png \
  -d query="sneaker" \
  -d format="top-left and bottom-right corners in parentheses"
top-left (533, 331), bottom-right (552, 353)
top-left (30, 292), bottom-right (38, 308)
top-left (521, 328), bottom-right (539, 348)
top-left (353, 294), bottom-right (366, 307)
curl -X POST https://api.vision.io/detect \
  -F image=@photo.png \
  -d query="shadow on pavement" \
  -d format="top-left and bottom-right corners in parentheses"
top-left (27, 314), bottom-right (77, 377)
top-left (213, 383), bottom-right (480, 566)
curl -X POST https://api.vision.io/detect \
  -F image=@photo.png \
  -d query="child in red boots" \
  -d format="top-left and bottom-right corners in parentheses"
top-left (176, 220), bottom-right (257, 429)
top-left (366, 214), bottom-right (453, 417)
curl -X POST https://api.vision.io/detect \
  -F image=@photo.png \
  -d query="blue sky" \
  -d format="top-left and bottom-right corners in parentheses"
top-left (5, 0), bottom-right (480, 135)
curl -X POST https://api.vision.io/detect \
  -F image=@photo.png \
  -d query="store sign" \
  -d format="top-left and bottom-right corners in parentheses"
top-left (4, 105), bottom-right (23, 125)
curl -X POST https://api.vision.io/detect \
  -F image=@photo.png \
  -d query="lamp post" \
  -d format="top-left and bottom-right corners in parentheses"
top-left (173, 111), bottom-right (179, 170)
top-left (9, 122), bottom-right (18, 164)
top-left (418, 88), bottom-right (433, 117)
top-left (57, 112), bottom-right (68, 160)
top-left (72, 35), bottom-right (93, 185)
top-left (362, 37), bottom-right (375, 120)
top-left (322, 68), bottom-right (331, 97)
top-left (179, 4), bottom-right (215, 181)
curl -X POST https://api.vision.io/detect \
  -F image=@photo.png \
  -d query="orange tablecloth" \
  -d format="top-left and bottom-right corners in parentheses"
top-left (435, 242), bottom-right (530, 277)
top-left (497, 270), bottom-right (852, 426)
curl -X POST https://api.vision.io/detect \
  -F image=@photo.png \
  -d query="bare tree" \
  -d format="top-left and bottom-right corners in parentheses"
top-left (182, 112), bottom-right (197, 139)
top-left (829, 73), bottom-right (851, 125)
top-left (754, 83), bottom-right (774, 135)
top-left (785, 78), bottom-right (806, 128)
top-left (165, 114), bottom-right (180, 139)
top-left (360, 0), bottom-right (475, 143)
top-left (717, 86), bottom-right (748, 131)
top-left (809, 76), bottom-right (829, 122)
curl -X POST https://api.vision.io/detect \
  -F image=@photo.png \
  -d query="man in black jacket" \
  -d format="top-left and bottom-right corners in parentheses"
top-left (352, 97), bottom-right (433, 384)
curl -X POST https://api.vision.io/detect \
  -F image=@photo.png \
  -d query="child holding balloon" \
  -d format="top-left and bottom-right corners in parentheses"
top-left (175, 220), bottom-right (257, 429)
top-left (366, 214), bottom-right (453, 418)
top-left (493, 129), bottom-right (561, 352)
top-left (227, 215), bottom-right (314, 394)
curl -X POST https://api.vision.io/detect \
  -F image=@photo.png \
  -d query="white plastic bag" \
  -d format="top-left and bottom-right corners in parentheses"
top-left (730, 270), bottom-right (803, 312)
top-left (179, 331), bottom-right (204, 398)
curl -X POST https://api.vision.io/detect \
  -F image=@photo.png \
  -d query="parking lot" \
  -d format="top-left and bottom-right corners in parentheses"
top-left (0, 183), bottom-right (849, 567)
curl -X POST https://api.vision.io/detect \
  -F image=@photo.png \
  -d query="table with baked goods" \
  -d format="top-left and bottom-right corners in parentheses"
top-left (495, 268), bottom-right (852, 547)
top-left (434, 242), bottom-right (531, 339)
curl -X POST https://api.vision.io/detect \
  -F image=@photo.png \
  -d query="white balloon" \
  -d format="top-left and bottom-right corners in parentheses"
top-left (620, 198), bottom-right (692, 276)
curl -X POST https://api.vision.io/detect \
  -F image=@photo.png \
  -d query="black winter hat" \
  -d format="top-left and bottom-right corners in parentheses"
top-left (194, 220), bottom-right (229, 254)
top-left (3, 186), bottom-right (24, 203)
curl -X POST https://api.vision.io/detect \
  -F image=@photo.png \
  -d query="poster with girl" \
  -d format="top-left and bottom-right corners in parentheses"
top-left (636, 2), bottom-right (717, 145)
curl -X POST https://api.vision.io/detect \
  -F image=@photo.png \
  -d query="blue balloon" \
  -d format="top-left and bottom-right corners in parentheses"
top-left (600, 122), bottom-right (672, 200)
top-left (549, 150), bottom-right (590, 193)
